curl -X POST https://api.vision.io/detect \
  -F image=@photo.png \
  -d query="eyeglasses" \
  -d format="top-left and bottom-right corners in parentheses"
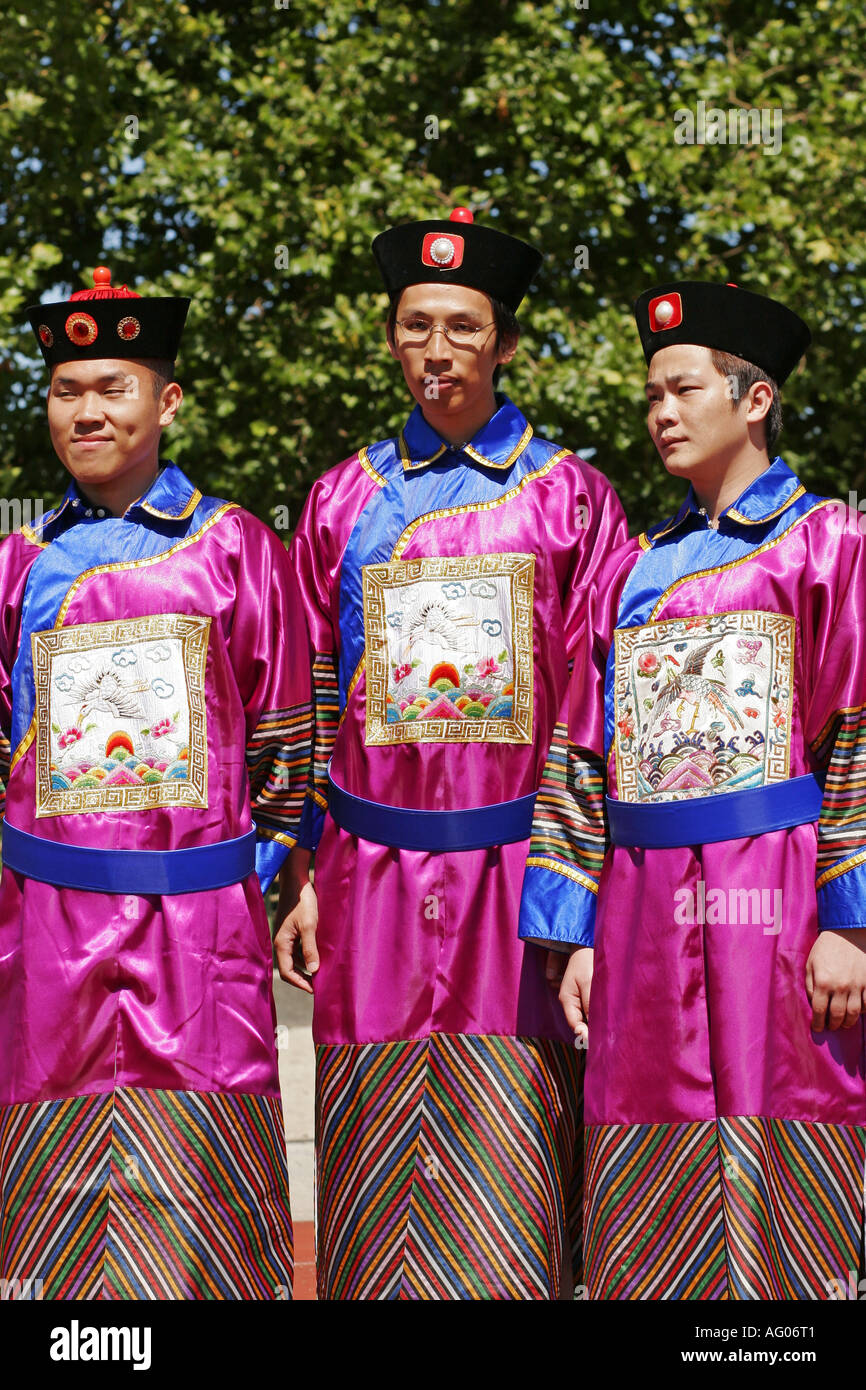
top-left (395, 317), bottom-right (496, 346)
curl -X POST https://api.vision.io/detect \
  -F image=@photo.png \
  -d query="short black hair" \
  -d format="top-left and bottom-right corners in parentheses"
top-left (140, 359), bottom-right (175, 399)
top-left (386, 293), bottom-right (520, 385)
top-left (710, 349), bottom-right (782, 454)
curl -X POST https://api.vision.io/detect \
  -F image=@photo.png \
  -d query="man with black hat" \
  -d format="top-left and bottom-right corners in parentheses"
top-left (523, 280), bottom-right (866, 1298)
top-left (0, 268), bottom-right (312, 1298)
top-left (279, 209), bottom-right (627, 1299)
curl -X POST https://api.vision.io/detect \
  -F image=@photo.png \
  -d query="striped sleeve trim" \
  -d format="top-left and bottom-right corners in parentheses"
top-left (310, 651), bottom-right (339, 804)
top-left (528, 722), bottom-right (607, 887)
top-left (246, 702), bottom-right (312, 839)
top-left (817, 706), bottom-right (866, 870)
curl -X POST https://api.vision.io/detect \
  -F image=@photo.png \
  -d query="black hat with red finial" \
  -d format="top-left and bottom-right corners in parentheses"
top-left (634, 281), bottom-right (811, 383)
top-left (372, 208), bottom-right (542, 312)
top-left (27, 266), bottom-right (190, 368)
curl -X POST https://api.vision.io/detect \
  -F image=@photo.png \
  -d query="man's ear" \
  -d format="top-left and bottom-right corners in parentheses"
top-left (158, 381), bottom-right (183, 428)
top-left (745, 379), bottom-right (773, 426)
top-left (497, 332), bottom-right (520, 367)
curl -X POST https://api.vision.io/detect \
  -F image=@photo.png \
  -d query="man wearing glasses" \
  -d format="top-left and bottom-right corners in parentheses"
top-left (279, 208), bottom-right (627, 1299)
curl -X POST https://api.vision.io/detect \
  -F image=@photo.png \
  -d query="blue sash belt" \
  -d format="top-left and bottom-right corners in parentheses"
top-left (1, 821), bottom-right (257, 894)
top-left (607, 773), bottom-right (826, 849)
top-left (327, 772), bottom-right (536, 852)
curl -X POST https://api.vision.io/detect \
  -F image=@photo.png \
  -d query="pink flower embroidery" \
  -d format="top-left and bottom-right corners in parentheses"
top-left (617, 714), bottom-right (635, 740)
top-left (773, 709), bottom-right (786, 729)
top-left (637, 651), bottom-right (660, 677)
top-left (744, 707), bottom-right (759, 718)
top-left (152, 717), bottom-right (176, 738)
top-left (475, 657), bottom-right (500, 679)
top-left (58, 727), bottom-right (83, 749)
top-left (393, 663), bottom-right (412, 684)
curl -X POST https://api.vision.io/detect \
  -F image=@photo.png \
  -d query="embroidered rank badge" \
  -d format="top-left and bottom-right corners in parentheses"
top-left (361, 553), bottom-right (535, 745)
top-left (613, 610), bottom-right (795, 802)
top-left (32, 613), bottom-right (210, 817)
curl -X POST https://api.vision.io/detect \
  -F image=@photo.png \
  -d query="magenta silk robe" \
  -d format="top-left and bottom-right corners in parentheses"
top-left (291, 395), bottom-right (627, 1299)
top-left (0, 463), bottom-right (311, 1300)
top-left (519, 458), bottom-right (866, 1299)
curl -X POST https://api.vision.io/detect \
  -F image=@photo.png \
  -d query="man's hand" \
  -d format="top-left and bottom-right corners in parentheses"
top-left (274, 847), bottom-right (319, 993)
top-left (559, 946), bottom-right (594, 1047)
top-left (805, 927), bottom-right (866, 1032)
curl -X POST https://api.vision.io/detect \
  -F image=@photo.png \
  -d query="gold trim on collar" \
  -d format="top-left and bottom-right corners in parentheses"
top-left (399, 431), bottom-right (447, 473)
top-left (464, 421), bottom-right (534, 472)
top-left (637, 532), bottom-right (652, 552)
top-left (20, 525), bottom-right (48, 548)
top-left (816, 848), bottom-right (866, 890)
top-left (648, 501), bottom-right (836, 622)
top-left (726, 484), bottom-right (806, 526)
top-left (359, 447), bottom-right (388, 488)
top-left (392, 448), bottom-right (571, 559)
top-left (138, 488), bottom-right (202, 521)
top-left (54, 503), bottom-right (239, 628)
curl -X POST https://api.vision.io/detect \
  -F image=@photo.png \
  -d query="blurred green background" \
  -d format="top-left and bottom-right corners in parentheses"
top-left (1, 0), bottom-right (863, 534)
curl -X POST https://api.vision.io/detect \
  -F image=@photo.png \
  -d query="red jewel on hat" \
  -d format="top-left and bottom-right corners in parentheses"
top-left (64, 310), bottom-right (98, 345)
top-left (37, 324), bottom-right (54, 347)
top-left (449, 207), bottom-right (474, 223)
top-left (421, 231), bottom-right (465, 270)
top-left (117, 315), bottom-right (141, 341)
top-left (648, 292), bottom-right (683, 333)
top-left (94, 265), bottom-right (112, 286)
top-left (726, 282), bottom-right (738, 288)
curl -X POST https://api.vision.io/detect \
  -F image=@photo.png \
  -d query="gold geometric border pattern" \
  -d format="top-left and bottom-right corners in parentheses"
top-left (362, 552), bottom-right (535, 746)
top-left (32, 613), bottom-right (210, 818)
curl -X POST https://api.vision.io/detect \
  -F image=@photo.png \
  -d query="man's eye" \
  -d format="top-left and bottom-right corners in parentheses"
top-left (405, 318), bottom-right (429, 331)
top-left (453, 322), bottom-right (476, 333)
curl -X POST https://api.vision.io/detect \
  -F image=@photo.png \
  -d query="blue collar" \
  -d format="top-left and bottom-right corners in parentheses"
top-left (31, 462), bottom-right (202, 543)
top-left (647, 457), bottom-right (806, 543)
top-left (398, 394), bottom-right (534, 473)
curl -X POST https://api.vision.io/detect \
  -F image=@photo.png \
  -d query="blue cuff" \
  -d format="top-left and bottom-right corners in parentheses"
top-left (518, 862), bottom-right (597, 948)
top-left (295, 796), bottom-right (325, 852)
top-left (817, 853), bottom-right (866, 931)
top-left (255, 834), bottom-right (291, 895)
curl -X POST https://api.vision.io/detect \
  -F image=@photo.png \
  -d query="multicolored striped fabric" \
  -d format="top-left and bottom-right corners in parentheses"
top-left (0, 1087), bottom-right (293, 1300)
top-left (817, 705), bottom-right (866, 869)
top-left (310, 651), bottom-right (340, 808)
top-left (585, 1116), bottom-right (865, 1299)
top-left (316, 1033), bottom-right (582, 1300)
top-left (246, 700), bottom-right (312, 840)
top-left (527, 721), bottom-right (606, 887)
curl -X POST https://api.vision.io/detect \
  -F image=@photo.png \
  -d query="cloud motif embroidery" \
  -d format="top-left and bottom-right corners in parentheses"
top-left (55, 671), bottom-right (74, 692)
top-left (150, 678), bottom-right (175, 699)
top-left (481, 618), bottom-right (502, 637)
top-left (386, 612), bottom-right (403, 628)
top-left (68, 655), bottom-right (91, 673)
top-left (470, 580), bottom-right (497, 599)
top-left (112, 648), bottom-right (138, 668)
top-left (145, 642), bottom-right (172, 662)
top-left (440, 582), bottom-right (467, 600)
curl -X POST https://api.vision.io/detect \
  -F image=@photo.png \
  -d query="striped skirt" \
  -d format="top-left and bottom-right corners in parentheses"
top-left (315, 1032), bottom-right (582, 1300)
top-left (0, 1087), bottom-right (293, 1299)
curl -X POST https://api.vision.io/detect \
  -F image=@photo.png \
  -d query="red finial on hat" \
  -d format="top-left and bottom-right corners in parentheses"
top-left (450, 207), bottom-right (473, 223)
top-left (69, 265), bottom-right (140, 301)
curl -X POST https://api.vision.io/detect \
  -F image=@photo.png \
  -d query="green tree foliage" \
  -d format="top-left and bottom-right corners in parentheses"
top-left (0, 0), bottom-right (863, 534)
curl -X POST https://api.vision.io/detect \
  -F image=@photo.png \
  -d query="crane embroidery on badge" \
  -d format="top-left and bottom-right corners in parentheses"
top-left (614, 611), bottom-right (794, 803)
top-left (32, 613), bottom-right (210, 817)
top-left (361, 553), bottom-right (535, 745)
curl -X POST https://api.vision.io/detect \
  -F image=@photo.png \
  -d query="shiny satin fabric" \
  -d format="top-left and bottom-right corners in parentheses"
top-left (0, 465), bottom-right (310, 1106)
top-left (291, 396), bottom-right (629, 1046)
top-left (581, 461), bottom-right (866, 1129)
